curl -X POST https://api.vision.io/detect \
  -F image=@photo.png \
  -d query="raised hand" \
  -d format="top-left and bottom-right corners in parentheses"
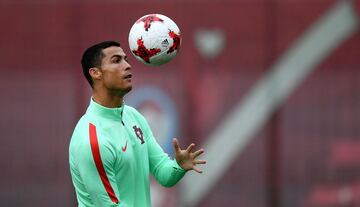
top-left (173, 138), bottom-right (206, 173)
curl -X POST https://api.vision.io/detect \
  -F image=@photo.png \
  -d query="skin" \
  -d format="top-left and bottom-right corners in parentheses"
top-left (90, 46), bottom-right (132, 108)
top-left (89, 46), bottom-right (206, 173)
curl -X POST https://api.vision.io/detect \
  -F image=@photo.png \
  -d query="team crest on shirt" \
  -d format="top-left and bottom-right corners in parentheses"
top-left (133, 125), bottom-right (145, 144)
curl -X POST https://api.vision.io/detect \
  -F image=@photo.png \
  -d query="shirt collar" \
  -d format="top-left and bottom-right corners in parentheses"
top-left (87, 97), bottom-right (124, 121)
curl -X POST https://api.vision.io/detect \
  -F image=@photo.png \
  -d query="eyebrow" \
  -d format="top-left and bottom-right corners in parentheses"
top-left (110, 54), bottom-right (125, 59)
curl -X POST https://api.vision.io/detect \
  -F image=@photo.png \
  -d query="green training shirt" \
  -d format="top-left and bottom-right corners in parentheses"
top-left (69, 98), bottom-right (186, 207)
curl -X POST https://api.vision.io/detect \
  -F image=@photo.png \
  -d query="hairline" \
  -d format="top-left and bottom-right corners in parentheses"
top-left (99, 47), bottom-right (126, 67)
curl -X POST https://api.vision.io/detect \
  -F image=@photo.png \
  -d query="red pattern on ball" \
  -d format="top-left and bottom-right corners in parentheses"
top-left (132, 38), bottom-right (161, 63)
top-left (136, 14), bottom-right (164, 31)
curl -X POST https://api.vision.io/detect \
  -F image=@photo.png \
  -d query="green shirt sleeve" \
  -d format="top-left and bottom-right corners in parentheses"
top-left (74, 131), bottom-right (123, 207)
top-left (139, 115), bottom-right (186, 187)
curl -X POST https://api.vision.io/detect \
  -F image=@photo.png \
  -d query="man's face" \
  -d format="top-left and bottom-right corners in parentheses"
top-left (99, 46), bottom-right (132, 94)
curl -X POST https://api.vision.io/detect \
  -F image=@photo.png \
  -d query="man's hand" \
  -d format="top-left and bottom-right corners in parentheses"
top-left (173, 138), bottom-right (206, 173)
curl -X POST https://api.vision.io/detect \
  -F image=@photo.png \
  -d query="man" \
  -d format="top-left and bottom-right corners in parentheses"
top-left (69, 41), bottom-right (206, 207)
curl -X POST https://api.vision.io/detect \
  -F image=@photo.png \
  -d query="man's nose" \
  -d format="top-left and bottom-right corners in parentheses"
top-left (125, 61), bottom-right (131, 70)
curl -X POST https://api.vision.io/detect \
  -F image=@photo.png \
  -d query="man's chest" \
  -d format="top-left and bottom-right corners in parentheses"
top-left (101, 122), bottom-right (149, 171)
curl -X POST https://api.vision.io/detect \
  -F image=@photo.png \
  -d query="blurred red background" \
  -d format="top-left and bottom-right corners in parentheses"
top-left (0, 0), bottom-right (359, 207)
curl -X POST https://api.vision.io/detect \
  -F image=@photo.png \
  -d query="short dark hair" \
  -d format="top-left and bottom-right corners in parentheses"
top-left (81, 41), bottom-right (121, 87)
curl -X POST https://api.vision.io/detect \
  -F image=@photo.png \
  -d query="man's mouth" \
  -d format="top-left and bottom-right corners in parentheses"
top-left (124, 74), bottom-right (132, 79)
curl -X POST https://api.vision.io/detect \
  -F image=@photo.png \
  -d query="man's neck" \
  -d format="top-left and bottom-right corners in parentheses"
top-left (92, 90), bottom-right (124, 108)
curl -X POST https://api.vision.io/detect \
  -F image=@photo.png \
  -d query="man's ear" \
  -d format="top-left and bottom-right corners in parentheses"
top-left (89, 67), bottom-right (102, 80)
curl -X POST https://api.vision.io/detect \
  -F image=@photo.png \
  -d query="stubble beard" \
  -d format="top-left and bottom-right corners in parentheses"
top-left (113, 85), bottom-right (132, 97)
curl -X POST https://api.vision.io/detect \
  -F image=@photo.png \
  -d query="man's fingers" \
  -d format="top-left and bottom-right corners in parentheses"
top-left (193, 166), bottom-right (203, 174)
top-left (186, 143), bottom-right (195, 153)
top-left (173, 138), bottom-right (181, 152)
top-left (194, 159), bottom-right (206, 165)
top-left (193, 149), bottom-right (204, 158)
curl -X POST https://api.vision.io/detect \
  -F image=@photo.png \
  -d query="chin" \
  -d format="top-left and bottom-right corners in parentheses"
top-left (122, 86), bottom-right (132, 95)
top-left (110, 86), bottom-right (132, 96)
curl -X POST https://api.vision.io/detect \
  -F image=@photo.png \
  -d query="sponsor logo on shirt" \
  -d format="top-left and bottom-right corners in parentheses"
top-left (122, 140), bottom-right (128, 152)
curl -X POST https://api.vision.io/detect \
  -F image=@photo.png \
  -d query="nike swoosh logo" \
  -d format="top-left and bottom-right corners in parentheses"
top-left (122, 141), bottom-right (128, 152)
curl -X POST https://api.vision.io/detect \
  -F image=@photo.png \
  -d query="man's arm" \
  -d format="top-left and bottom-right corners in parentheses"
top-left (75, 123), bottom-right (122, 206)
top-left (141, 116), bottom-right (206, 187)
top-left (147, 133), bottom-right (187, 187)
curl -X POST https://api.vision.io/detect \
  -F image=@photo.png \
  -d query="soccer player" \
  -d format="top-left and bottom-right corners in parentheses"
top-left (69, 41), bottom-right (206, 207)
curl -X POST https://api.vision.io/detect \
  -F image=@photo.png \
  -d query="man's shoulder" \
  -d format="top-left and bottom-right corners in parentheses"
top-left (73, 115), bottom-right (90, 134)
top-left (69, 115), bottom-right (113, 154)
top-left (123, 105), bottom-right (151, 132)
top-left (124, 104), bottom-right (139, 114)
top-left (70, 115), bottom-right (92, 147)
top-left (124, 105), bottom-right (144, 119)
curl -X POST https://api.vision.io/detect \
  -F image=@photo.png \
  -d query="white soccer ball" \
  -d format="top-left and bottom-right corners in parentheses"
top-left (128, 14), bottom-right (181, 66)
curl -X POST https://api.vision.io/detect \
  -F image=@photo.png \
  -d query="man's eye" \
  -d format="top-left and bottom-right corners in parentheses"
top-left (113, 58), bottom-right (121, 63)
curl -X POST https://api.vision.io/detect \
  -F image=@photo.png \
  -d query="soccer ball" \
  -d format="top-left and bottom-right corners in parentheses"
top-left (128, 14), bottom-right (181, 66)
